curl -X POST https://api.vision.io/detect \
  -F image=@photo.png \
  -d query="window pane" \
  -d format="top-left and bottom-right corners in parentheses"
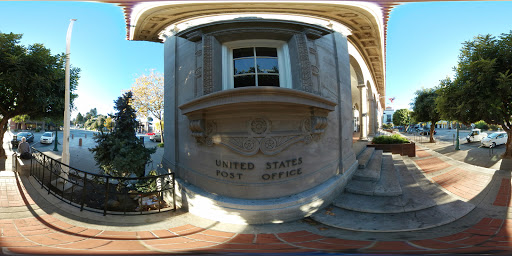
top-left (256, 58), bottom-right (279, 74)
top-left (234, 59), bottom-right (255, 75)
top-left (258, 75), bottom-right (279, 87)
top-left (233, 48), bottom-right (254, 58)
top-left (256, 47), bottom-right (277, 57)
top-left (235, 75), bottom-right (256, 88)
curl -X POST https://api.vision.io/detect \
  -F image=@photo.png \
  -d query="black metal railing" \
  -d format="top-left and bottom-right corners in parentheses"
top-left (30, 147), bottom-right (176, 215)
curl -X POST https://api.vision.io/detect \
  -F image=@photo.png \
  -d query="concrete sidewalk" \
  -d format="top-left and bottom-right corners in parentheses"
top-left (402, 132), bottom-right (512, 171)
top-left (3, 136), bottom-right (512, 254)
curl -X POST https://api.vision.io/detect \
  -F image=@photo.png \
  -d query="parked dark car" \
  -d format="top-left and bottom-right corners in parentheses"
top-left (16, 132), bottom-right (35, 143)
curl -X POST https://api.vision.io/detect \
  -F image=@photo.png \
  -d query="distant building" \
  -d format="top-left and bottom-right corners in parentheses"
top-left (383, 107), bottom-right (394, 125)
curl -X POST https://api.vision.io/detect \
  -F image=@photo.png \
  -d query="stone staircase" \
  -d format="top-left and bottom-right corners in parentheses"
top-left (311, 145), bottom-right (475, 232)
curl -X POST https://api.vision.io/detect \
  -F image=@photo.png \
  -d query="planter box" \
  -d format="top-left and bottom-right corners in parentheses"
top-left (367, 142), bottom-right (415, 157)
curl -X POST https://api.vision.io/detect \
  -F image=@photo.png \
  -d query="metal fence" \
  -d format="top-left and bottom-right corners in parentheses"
top-left (29, 148), bottom-right (176, 215)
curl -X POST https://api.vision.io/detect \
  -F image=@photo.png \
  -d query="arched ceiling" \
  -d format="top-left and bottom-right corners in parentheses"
top-left (106, 1), bottom-right (402, 106)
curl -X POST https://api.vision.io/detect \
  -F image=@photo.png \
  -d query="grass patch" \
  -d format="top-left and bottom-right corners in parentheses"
top-left (372, 134), bottom-right (409, 144)
top-left (157, 143), bottom-right (164, 147)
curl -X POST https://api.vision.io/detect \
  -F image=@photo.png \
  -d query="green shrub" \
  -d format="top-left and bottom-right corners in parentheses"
top-left (157, 143), bottom-right (164, 148)
top-left (489, 124), bottom-right (502, 131)
top-left (372, 134), bottom-right (409, 144)
top-left (474, 120), bottom-right (489, 130)
top-left (382, 123), bottom-right (393, 129)
top-left (35, 128), bottom-right (41, 132)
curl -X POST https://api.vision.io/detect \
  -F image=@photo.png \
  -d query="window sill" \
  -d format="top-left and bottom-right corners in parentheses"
top-left (179, 87), bottom-right (336, 116)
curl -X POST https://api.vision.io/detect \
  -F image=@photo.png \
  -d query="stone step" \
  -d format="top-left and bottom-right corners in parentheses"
top-left (312, 200), bottom-right (475, 232)
top-left (335, 155), bottom-right (441, 213)
top-left (357, 147), bottom-right (375, 169)
top-left (353, 150), bottom-right (382, 181)
top-left (346, 153), bottom-right (401, 196)
top-left (352, 141), bottom-right (369, 157)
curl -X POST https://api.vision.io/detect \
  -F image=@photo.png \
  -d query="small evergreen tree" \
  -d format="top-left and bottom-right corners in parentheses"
top-left (90, 92), bottom-right (156, 177)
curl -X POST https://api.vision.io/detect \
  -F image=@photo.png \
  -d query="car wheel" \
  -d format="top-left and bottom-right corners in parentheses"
top-left (467, 138), bottom-right (471, 143)
top-left (491, 142), bottom-right (496, 148)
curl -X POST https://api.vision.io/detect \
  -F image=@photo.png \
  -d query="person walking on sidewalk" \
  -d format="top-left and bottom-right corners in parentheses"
top-left (18, 137), bottom-right (31, 159)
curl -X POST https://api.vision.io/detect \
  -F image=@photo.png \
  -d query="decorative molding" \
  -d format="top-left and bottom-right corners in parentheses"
top-left (303, 28), bottom-right (323, 39)
top-left (202, 35), bottom-right (214, 95)
top-left (195, 67), bottom-right (202, 78)
top-left (190, 116), bottom-right (327, 156)
top-left (311, 65), bottom-right (319, 76)
top-left (179, 87), bottom-right (336, 156)
top-left (296, 34), bottom-right (313, 93)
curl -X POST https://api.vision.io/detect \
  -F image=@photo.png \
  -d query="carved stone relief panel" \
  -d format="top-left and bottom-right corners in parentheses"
top-left (202, 35), bottom-right (214, 95)
top-left (307, 38), bottom-right (320, 95)
top-left (295, 33), bottom-right (313, 94)
top-left (189, 113), bottom-right (329, 156)
top-left (195, 41), bottom-right (203, 97)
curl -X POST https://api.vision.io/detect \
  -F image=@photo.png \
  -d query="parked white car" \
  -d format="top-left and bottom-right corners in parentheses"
top-left (481, 132), bottom-right (508, 148)
top-left (40, 132), bottom-right (55, 144)
top-left (150, 133), bottom-right (161, 142)
top-left (466, 129), bottom-right (488, 143)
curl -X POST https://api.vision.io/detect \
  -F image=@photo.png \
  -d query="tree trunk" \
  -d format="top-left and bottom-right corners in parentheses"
top-left (504, 128), bottom-right (512, 159)
top-left (0, 118), bottom-right (10, 159)
top-left (159, 120), bottom-right (164, 144)
top-left (429, 125), bottom-right (436, 143)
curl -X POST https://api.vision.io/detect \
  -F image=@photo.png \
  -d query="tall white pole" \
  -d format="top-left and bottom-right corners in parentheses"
top-left (63, 19), bottom-right (76, 168)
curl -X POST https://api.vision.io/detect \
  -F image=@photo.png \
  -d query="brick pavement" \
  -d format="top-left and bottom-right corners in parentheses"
top-left (2, 145), bottom-right (512, 254)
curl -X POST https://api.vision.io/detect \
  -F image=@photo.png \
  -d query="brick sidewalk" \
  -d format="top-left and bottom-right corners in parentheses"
top-left (2, 145), bottom-right (512, 254)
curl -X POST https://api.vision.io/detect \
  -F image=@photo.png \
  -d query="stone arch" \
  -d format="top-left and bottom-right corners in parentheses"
top-left (350, 55), bottom-right (368, 140)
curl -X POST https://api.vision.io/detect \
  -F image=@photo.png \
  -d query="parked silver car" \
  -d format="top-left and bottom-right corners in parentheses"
top-left (481, 132), bottom-right (508, 148)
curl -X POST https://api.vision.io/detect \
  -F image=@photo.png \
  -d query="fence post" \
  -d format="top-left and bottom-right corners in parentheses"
top-left (80, 173), bottom-right (87, 211)
top-left (104, 177), bottom-right (110, 216)
top-left (172, 173), bottom-right (176, 211)
top-left (158, 176), bottom-right (162, 213)
top-left (48, 158), bottom-right (53, 194)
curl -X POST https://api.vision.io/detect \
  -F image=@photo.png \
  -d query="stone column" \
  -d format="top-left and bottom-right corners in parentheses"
top-left (368, 97), bottom-right (376, 136)
top-left (357, 84), bottom-right (368, 141)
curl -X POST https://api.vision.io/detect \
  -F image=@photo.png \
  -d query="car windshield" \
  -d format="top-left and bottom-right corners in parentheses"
top-left (17, 132), bottom-right (29, 137)
top-left (487, 133), bottom-right (500, 139)
top-left (43, 132), bottom-right (53, 137)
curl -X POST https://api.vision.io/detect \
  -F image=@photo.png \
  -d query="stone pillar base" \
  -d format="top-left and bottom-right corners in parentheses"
top-left (175, 164), bottom-right (358, 224)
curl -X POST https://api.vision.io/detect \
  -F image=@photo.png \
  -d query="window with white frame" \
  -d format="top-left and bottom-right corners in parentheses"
top-left (222, 40), bottom-right (291, 90)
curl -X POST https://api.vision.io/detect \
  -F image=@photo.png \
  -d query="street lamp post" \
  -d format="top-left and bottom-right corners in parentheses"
top-left (455, 121), bottom-right (460, 150)
top-left (62, 19), bottom-right (76, 168)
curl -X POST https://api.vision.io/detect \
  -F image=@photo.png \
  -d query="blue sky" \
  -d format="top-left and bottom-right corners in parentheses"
top-left (387, 1), bottom-right (512, 110)
top-left (1, 1), bottom-right (511, 117)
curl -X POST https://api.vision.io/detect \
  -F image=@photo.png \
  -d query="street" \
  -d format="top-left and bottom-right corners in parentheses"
top-left (402, 128), bottom-right (508, 170)
top-left (8, 128), bottom-right (164, 175)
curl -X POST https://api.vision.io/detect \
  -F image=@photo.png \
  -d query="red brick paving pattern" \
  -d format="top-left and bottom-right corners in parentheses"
top-left (414, 157), bottom-right (452, 174)
top-left (494, 178), bottom-right (511, 206)
top-left (3, 215), bottom-right (512, 254)
top-left (415, 146), bottom-right (432, 158)
top-left (431, 167), bottom-right (491, 200)
top-left (2, 157), bottom-right (512, 254)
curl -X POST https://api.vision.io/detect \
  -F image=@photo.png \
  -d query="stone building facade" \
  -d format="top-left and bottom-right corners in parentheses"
top-left (123, 1), bottom-right (386, 224)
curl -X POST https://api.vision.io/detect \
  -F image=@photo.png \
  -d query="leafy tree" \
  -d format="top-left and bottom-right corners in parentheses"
top-left (392, 109), bottom-right (411, 130)
top-left (155, 120), bottom-right (164, 133)
top-left (75, 112), bottom-right (84, 125)
top-left (436, 32), bottom-right (512, 158)
top-left (105, 116), bottom-right (113, 132)
top-left (90, 92), bottom-right (155, 177)
top-left (130, 70), bottom-right (164, 142)
top-left (411, 88), bottom-right (440, 143)
top-left (0, 32), bottom-right (80, 158)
